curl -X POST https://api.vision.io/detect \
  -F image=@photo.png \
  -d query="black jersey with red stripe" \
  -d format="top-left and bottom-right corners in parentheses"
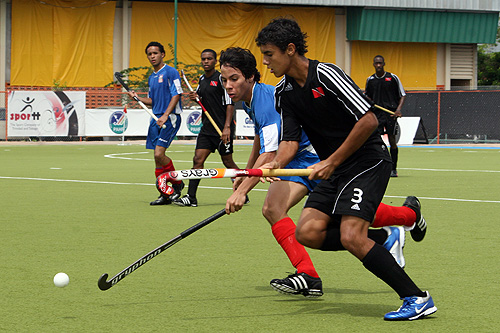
top-left (275, 59), bottom-right (391, 170)
top-left (196, 71), bottom-right (234, 137)
top-left (365, 71), bottom-right (406, 111)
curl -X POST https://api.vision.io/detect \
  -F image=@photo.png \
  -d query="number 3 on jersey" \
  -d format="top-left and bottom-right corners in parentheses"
top-left (350, 188), bottom-right (363, 211)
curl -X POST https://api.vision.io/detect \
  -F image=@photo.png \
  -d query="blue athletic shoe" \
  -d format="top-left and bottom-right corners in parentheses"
top-left (383, 227), bottom-right (406, 268)
top-left (384, 291), bottom-right (437, 321)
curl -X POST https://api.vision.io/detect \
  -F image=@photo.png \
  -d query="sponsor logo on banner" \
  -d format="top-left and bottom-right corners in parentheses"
top-left (109, 111), bottom-right (128, 134)
top-left (7, 91), bottom-right (84, 137)
top-left (187, 110), bottom-right (202, 134)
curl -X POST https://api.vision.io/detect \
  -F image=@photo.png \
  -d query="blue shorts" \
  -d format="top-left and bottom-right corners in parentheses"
top-left (280, 149), bottom-right (321, 192)
top-left (146, 114), bottom-right (181, 150)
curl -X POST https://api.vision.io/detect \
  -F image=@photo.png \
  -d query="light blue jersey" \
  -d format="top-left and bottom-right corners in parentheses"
top-left (242, 82), bottom-right (320, 192)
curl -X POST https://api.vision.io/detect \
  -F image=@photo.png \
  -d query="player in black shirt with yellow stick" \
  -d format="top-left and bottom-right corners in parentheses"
top-left (256, 18), bottom-right (435, 321)
top-left (365, 55), bottom-right (406, 177)
top-left (174, 49), bottom-right (243, 207)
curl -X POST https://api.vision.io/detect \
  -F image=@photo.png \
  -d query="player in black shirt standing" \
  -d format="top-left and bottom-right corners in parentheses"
top-left (256, 18), bottom-right (436, 321)
top-left (174, 49), bottom-right (242, 207)
top-left (365, 55), bottom-right (406, 177)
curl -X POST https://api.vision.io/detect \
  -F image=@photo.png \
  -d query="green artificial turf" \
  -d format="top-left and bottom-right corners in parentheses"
top-left (1, 142), bottom-right (499, 332)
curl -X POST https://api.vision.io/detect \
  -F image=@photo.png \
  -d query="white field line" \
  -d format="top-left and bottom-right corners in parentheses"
top-left (105, 152), bottom-right (500, 171)
top-left (398, 167), bottom-right (500, 173)
top-left (104, 151), bottom-right (246, 164)
top-left (1, 176), bottom-right (499, 203)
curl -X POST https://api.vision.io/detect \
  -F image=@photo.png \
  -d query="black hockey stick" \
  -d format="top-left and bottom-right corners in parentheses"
top-left (114, 72), bottom-right (166, 129)
top-left (98, 209), bottom-right (226, 291)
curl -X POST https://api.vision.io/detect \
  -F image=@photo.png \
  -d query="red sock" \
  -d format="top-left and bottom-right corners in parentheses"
top-left (371, 202), bottom-right (416, 228)
top-left (155, 167), bottom-right (163, 178)
top-left (162, 161), bottom-right (181, 184)
top-left (163, 160), bottom-right (175, 172)
top-left (271, 217), bottom-right (319, 278)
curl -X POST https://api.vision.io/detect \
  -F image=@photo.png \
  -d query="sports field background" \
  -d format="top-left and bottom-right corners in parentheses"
top-left (1, 141), bottom-right (499, 332)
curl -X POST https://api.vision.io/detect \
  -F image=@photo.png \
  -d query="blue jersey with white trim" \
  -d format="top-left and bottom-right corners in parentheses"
top-left (148, 64), bottom-right (183, 116)
top-left (243, 82), bottom-right (312, 155)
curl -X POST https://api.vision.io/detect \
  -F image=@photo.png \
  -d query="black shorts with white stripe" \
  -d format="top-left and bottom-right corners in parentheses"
top-left (195, 132), bottom-right (233, 155)
top-left (305, 159), bottom-right (392, 222)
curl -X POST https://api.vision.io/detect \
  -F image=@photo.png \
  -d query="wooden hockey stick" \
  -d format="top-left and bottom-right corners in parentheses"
top-left (181, 70), bottom-right (223, 136)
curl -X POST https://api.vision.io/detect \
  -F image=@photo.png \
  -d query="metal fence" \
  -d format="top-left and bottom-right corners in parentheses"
top-left (404, 89), bottom-right (500, 144)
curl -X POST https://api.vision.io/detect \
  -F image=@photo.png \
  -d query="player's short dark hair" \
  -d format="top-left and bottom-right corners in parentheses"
top-left (219, 47), bottom-right (261, 83)
top-left (374, 55), bottom-right (385, 62)
top-left (255, 17), bottom-right (308, 56)
top-left (201, 49), bottom-right (217, 59)
top-left (145, 41), bottom-right (165, 55)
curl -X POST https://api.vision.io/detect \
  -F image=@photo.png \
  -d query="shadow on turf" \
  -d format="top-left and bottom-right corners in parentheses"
top-left (255, 286), bottom-right (393, 295)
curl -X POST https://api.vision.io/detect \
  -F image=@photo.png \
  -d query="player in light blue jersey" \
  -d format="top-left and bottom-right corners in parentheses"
top-left (128, 42), bottom-right (185, 205)
top-left (220, 47), bottom-right (324, 297)
top-left (220, 47), bottom-right (425, 298)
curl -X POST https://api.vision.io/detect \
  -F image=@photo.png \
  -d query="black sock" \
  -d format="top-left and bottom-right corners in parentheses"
top-left (319, 227), bottom-right (391, 251)
top-left (319, 227), bottom-right (344, 251)
top-left (390, 147), bottom-right (398, 170)
top-left (368, 229), bottom-right (389, 245)
top-left (362, 243), bottom-right (426, 298)
top-left (187, 179), bottom-right (200, 198)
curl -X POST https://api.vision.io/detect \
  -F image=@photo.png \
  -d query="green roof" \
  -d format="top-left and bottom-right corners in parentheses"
top-left (347, 8), bottom-right (499, 43)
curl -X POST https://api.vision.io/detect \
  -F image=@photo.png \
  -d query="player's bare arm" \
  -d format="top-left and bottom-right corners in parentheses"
top-left (261, 140), bottom-right (299, 170)
top-left (259, 140), bottom-right (299, 183)
top-left (309, 111), bottom-right (379, 180)
top-left (188, 91), bottom-right (198, 101)
top-left (233, 135), bottom-right (261, 191)
top-left (222, 104), bottom-right (235, 144)
top-left (394, 95), bottom-right (406, 118)
top-left (127, 91), bottom-right (153, 106)
top-left (225, 151), bottom-right (276, 214)
top-left (158, 94), bottom-right (180, 126)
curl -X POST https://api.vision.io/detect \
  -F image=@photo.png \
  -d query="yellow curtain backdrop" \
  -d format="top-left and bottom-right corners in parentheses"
top-left (130, 2), bottom-right (335, 86)
top-left (350, 41), bottom-right (437, 90)
top-left (11, 0), bottom-right (115, 87)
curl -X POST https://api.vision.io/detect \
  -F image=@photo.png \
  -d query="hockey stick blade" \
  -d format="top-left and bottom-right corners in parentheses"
top-left (114, 72), bottom-right (131, 92)
top-left (98, 209), bottom-right (226, 291)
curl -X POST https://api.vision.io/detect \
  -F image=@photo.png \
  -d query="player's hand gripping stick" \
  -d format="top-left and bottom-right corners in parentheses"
top-left (181, 70), bottom-right (223, 136)
top-left (115, 72), bottom-right (166, 129)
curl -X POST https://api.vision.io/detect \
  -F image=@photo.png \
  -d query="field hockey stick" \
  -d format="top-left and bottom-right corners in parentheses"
top-left (156, 168), bottom-right (312, 191)
top-left (181, 70), bottom-right (223, 137)
top-left (114, 72), bottom-right (166, 129)
top-left (375, 104), bottom-right (396, 115)
top-left (98, 209), bottom-right (226, 291)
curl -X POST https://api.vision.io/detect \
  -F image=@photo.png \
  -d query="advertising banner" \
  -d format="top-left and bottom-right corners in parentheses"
top-left (8, 91), bottom-right (86, 136)
top-left (85, 108), bottom-right (150, 136)
top-left (381, 117), bottom-right (421, 146)
top-left (85, 108), bottom-right (208, 137)
top-left (235, 109), bottom-right (255, 137)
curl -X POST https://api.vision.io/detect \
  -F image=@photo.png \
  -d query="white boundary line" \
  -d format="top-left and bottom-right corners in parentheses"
top-left (1, 176), bottom-right (499, 203)
top-left (104, 152), bottom-right (500, 172)
top-left (103, 152), bottom-right (247, 164)
top-left (398, 167), bottom-right (500, 173)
